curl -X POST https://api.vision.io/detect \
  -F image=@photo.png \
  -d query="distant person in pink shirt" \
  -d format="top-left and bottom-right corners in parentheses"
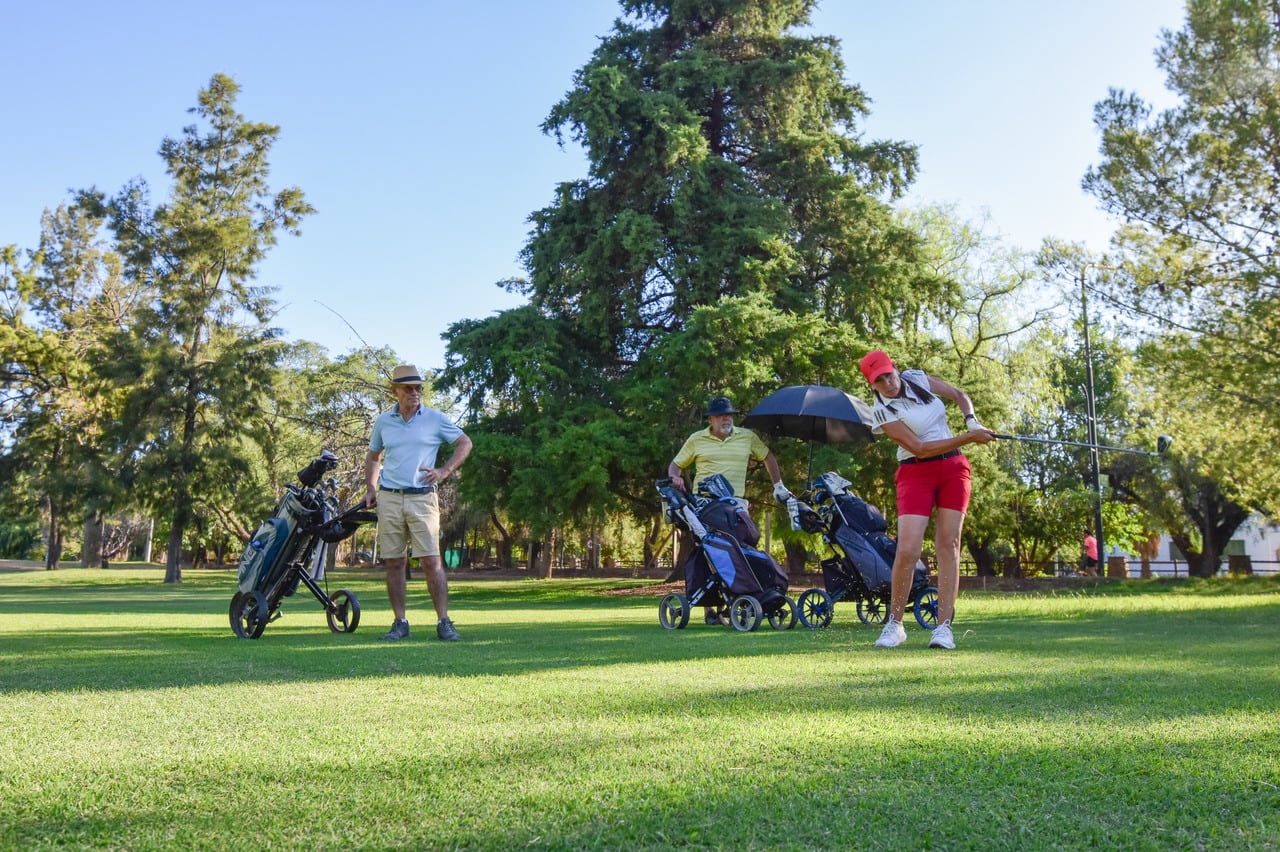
top-left (1082, 531), bottom-right (1099, 576)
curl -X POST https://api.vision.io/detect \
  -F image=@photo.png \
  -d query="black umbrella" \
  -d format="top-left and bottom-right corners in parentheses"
top-left (743, 385), bottom-right (875, 444)
top-left (742, 385), bottom-right (875, 481)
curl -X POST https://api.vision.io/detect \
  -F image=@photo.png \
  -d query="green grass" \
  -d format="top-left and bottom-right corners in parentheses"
top-left (1, 568), bottom-right (1278, 851)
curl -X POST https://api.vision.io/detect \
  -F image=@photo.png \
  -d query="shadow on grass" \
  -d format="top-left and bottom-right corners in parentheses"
top-left (1, 573), bottom-right (1277, 698)
top-left (3, 575), bottom-right (1279, 849)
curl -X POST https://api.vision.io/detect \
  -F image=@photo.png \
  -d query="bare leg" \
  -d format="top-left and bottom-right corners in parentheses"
top-left (933, 508), bottom-right (966, 624)
top-left (384, 556), bottom-right (408, 621)
top-left (888, 514), bottom-right (930, 622)
top-left (420, 554), bottom-right (450, 621)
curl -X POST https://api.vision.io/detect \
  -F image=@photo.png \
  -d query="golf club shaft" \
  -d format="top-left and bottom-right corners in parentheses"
top-left (992, 433), bottom-right (1160, 457)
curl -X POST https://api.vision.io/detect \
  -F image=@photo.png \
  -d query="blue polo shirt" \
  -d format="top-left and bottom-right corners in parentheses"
top-left (368, 405), bottom-right (465, 489)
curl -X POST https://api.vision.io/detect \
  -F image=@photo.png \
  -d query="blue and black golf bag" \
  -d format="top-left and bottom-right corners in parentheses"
top-left (229, 451), bottom-right (376, 639)
top-left (655, 475), bottom-right (795, 632)
top-left (793, 471), bottom-right (939, 629)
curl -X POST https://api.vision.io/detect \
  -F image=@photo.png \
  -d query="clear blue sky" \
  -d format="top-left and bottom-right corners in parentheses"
top-left (2, 1), bottom-right (1185, 371)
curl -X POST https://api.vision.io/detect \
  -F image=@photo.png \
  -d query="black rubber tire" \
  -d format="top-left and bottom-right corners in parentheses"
top-left (326, 589), bottom-right (361, 633)
top-left (729, 595), bottom-right (763, 632)
top-left (768, 596), bottom-right (798, 630)
top-left (658, 593), bottom-right (691, 630)
top-left (230, 590), bottom-right (269, 639)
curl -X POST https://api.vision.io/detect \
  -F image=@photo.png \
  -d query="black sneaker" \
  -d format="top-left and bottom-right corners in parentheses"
top-left (705, 611), bottom-right (726, 626)
top-left (436, 617), bottom-right (461, 642)
top-left (381, 619), bottom-right (410, 641)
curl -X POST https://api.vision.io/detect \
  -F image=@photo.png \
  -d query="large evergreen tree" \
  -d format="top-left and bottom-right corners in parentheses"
top-left (441, 0), bottom-right (929, 546)
top-left (80, 74), bottom-right (314, 582)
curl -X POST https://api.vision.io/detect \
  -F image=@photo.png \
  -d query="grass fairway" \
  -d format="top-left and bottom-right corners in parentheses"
top-left (0, 568), bottom-right (1277, 850)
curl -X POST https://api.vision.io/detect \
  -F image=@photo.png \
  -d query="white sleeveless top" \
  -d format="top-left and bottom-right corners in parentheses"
top-left (869, 369), bottom-right (954, 462)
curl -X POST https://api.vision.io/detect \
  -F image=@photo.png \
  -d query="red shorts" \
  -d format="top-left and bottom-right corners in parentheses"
top-left (894, 453), bottom-right (972, 516)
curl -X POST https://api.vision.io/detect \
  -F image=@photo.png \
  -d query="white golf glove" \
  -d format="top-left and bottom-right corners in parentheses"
top-left (965, 413), bottom-right (986, 433)
top-left (773, 481), bottom-right (793, 503)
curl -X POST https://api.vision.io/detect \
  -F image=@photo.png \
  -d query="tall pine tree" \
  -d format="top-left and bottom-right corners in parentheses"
top-left (442, 0), bottom-right (932, 551)
top-left (81, 74), bottom-right (314, 582)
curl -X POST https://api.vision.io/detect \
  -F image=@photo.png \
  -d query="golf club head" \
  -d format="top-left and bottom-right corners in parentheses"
top-left (1156, 434), bottom-right (1173, 454)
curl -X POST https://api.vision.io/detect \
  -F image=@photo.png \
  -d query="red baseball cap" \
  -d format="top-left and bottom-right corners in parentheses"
top-left (859, 350), bottom-right (895, 384)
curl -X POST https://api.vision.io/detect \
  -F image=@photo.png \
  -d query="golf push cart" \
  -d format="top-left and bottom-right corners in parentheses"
top-left (229, 450), bottom-right (376, 639)
top-left (655, 475), bottom-right (797, 632)
top-left (789, 471), bottom-right (939, 630)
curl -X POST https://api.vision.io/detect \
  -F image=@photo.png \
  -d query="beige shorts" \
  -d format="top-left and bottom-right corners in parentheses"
top-left (376, 490), bottom-right (441, 559)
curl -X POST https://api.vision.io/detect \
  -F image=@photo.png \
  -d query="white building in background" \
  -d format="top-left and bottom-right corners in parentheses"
top-left (1136, 513), bottom-right (1280, 577)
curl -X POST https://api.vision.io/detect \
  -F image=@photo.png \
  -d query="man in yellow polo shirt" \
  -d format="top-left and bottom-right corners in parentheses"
top-left (668, 396), bottom-right (791, 624)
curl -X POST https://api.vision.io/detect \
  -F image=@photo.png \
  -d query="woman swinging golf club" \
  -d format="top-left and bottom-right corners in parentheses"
top-left (859, 351), bottom-right (997, 650)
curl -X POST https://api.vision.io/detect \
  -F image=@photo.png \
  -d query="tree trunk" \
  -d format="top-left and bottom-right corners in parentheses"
top-left (643, 514), bottom-right (670, 572)
top-left (82, 513), bottom-right (101, 568)
top-left (491, 510), bottom-right (514, 570)
top-left (165, 334), bottom-right (204, 584)
top-left (45, 512), bottom-right (63, 571)
top-left (142, 518), bottom-right (154, 563)
top-left (538, 530), bottom-right (557, 579)
top-left (666, 532), bottom-right (693, 584)
top-left (1170, 472), bottom-right (1250, 578)
top-left (967, 542), bottom-right (998, 577)
top-left (164, 514), bottom-right (185, 584)
top-left (783, 540), bottom-right (807, 577)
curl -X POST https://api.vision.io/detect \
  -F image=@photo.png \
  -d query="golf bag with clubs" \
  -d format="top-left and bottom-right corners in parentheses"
top-left (229, 450), bottom-right (377, 639)
top-left (655, 475), bottom-right (797, 632)
top-left (791, 471), bottom-right (939, 630)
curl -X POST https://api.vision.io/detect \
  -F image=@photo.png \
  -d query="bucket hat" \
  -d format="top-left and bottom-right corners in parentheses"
top-left (704, 396), bottom-right (738, 417)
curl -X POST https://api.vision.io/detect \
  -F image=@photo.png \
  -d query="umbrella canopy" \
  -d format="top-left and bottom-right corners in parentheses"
top-left (742, 385), bottom-right (875, 445)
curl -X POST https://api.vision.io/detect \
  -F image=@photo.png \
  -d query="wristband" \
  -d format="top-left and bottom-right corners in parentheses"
top-left (964, 413), bottom-right (978, 422)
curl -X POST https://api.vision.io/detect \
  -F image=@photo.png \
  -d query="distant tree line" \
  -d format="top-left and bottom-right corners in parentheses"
top-left (2, 1), bottom-right (1275, 581)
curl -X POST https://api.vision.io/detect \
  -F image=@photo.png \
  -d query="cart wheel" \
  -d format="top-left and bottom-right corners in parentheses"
top-left (658, 593), bottom-right (690, 630)
top-left (797, 588), bottom-right (834, 629)
top-left (857, 597), bottom-right (889, 626)
top-left (729, 595), bottom-right (763, 632)
top-left (230, 590), bottom-right (269, 639)
top-left (326, 589), bottom-right (361, 633)
top-left (768, 596), bottom-right (798, 630)
top-left (913, 586), bottom-right (940, 629)
top-left (228, 592), bottom-right (244, 637)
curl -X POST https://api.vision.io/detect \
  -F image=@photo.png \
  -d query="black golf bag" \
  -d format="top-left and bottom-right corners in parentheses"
top-left (655, 476), bottom-right (795, 632)
top-left (229, 450), bottom-right (377, 639)
top-left (792, 471), bottom-right (938, 629)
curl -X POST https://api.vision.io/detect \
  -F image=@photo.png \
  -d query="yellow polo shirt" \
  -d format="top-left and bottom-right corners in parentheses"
top-left (672, 426), bottom-right (771, 498)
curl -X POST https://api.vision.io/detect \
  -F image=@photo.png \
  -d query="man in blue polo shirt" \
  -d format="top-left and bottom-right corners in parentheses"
top-left (363, 364), bottom-right (473, 641)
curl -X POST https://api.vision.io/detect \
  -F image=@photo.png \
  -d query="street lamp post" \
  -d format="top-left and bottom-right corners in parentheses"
top-left (1080, 268), bottom-right (1106, 574)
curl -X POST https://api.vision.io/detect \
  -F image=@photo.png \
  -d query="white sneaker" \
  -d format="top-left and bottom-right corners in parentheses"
top-left (875, 619), bottom-right (907, 648)
top-left (929, 621), bottom-right (955, 650)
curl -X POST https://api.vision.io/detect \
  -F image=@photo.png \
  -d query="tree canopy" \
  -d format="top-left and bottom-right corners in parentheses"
top-left (78, 73), bottom-right (314, 582)
top-left (441, 0), bottom-right (932, 542)
top-left (1084, 0), bottom-right (1280, 516)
